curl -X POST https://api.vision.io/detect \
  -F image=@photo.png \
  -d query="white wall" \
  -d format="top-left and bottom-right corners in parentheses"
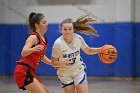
top-left (0, 0), bottom-right (27, 24)
top-left (0, 0), bottom-right (139, 24)
top-left (135, 0), bottom-right (140, 22)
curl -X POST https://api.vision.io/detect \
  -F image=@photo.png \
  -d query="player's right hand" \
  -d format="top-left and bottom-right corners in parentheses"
top-left (33, 44), bottom-right (44, 52)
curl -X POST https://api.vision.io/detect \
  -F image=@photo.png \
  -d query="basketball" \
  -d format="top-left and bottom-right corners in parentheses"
top-left (98, 45), bottom-right (118, 64)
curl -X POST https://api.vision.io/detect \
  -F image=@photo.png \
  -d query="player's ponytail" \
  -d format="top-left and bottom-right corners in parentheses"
top-left (74, 15), bottom-right (99, 36)
top-left (28, 12), bottom-right (36, 32)
top-left (61, 15), bottom-right (99, 37)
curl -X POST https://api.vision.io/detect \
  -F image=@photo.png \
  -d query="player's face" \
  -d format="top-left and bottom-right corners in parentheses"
top-left (37, 17), bottom-right (48, 34)
top-left (61, 23), bottom-right (74, 42)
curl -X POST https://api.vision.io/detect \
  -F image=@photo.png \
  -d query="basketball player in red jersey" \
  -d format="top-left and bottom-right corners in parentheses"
top-left (14, 12), bottom-right (52, 93)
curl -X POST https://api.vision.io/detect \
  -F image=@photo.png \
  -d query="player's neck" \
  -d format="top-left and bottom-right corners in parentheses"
top-left (36, 30), bottom-right (44, 37)
top-left (64, 37), bottom-right (73, 44)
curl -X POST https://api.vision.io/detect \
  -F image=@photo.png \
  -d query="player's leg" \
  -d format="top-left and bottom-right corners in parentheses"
top-left (25, 78), bottom-right (48, 93)
top-left (58, 75), bottom-right (75, 93)
top-left (41, 83), bottom-right (49, 93)
top-left (63, 84), bottom-right (75, 93)
top-left (76, 83), bottom-right (88, 93)
top-left (74, 66), bottom-right (88, 93)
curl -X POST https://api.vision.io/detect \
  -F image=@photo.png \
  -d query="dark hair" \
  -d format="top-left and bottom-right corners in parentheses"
top-left (61, 15), bottom-right (99, 37)
top-left (28, 12), bottom-right (45, 32)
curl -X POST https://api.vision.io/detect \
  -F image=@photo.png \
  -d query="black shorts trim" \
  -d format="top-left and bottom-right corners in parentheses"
top-left (61, 82), bottom-right (74, 88)
top-left (19, 69), bottom-right (34, 90)
top-left (17, 62), bottom-right (35, 71)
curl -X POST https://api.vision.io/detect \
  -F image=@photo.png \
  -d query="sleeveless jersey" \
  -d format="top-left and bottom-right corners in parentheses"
top-left (61, 35), bottom-right (82, 68)
top-left (16, 32), bottom-right (48, 70)
top-left (53, 34), bottom-right (84, 76)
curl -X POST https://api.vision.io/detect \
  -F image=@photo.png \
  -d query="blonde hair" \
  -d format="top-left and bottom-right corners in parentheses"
top-left (61, 15), bottom-right (99, 37)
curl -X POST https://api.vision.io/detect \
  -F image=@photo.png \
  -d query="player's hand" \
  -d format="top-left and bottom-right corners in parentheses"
top-left (59, 58), bottom-right (69, 67)
top-left (98, 44), bottom-right (108, 54)
top-left (33, 45), bottom-right (44, 52)
top-left (100, 44), bottom-right (108, 49)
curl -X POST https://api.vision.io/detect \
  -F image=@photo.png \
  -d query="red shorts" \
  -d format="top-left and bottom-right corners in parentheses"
top-left (14, 63), bottom-right (40, 90)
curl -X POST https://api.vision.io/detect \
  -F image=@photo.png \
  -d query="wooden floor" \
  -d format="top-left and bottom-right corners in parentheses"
top-left (0, 76), bottom-right (140, 93)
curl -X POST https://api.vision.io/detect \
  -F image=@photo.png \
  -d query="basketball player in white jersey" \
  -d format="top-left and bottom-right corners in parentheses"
top-left (51, 16), bottom-right (106, 93)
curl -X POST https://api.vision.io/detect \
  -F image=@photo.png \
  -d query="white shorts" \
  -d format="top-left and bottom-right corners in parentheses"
top-left (57, 64), bottom-right (87, 88)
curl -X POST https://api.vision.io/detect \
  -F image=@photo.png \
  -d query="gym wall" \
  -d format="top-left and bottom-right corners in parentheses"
top-left (0, 0), bottom-right (139, 77)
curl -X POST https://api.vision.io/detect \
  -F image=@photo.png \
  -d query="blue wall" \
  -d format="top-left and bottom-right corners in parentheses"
top-left (0, 22), bottom-right (139, 77)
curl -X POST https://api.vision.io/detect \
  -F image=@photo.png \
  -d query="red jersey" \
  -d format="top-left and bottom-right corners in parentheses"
top-left (16, 31), bottom-right (48, 70)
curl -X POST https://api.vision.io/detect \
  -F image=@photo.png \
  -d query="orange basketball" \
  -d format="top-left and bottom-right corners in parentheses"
top-left (98, 45), bottom-right (118, 64)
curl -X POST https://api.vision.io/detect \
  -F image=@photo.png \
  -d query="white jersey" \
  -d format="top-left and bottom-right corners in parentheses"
top-left (52, 34), bottom-right (88, 76)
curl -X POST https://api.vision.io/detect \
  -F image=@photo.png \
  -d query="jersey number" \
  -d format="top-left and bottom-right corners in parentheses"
top-left (67, 57), bottom-right (76, 65)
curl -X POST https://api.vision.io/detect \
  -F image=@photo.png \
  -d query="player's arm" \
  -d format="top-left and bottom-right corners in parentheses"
top-left (79, 36), bottom-right (101, 55)
top-left (21, 35), bottom-right (44, 56)
top-left (42, 55), bottom-right (52, 66)
top-left (82, 46), bottom-right (101, 55)
top-left (51, 41), bottom-right (68, 68)
top-left (51, 57), bottom-right (68, 68)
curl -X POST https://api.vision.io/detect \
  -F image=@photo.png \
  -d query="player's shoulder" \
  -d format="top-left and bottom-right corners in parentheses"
top-left (27, 34), bottom-right (38, 40)
top-left (74, 33), bottom-right (83, 40)
top-left (54, 36), bottom-right (63, 45)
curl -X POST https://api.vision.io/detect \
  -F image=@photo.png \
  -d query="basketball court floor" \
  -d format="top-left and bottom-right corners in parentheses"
top-left (0, 76), bottom-right (139, 93)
